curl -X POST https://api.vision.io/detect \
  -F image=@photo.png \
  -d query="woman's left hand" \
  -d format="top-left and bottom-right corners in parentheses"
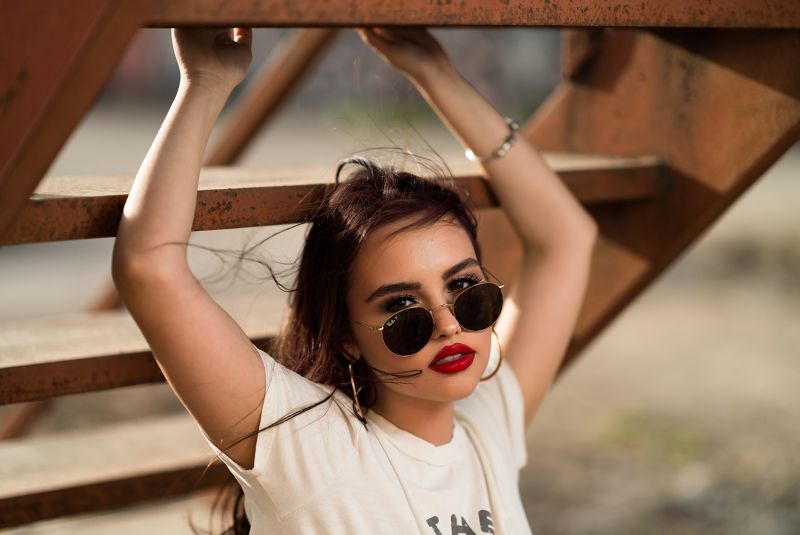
top-left (356, 27), bottom-right (453, 82)
top-left (172, 27), bottom-right (253, 94)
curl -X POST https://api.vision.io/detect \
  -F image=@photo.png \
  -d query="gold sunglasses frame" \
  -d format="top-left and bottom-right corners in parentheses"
top-left (352, 278), bottom-right (505, 357)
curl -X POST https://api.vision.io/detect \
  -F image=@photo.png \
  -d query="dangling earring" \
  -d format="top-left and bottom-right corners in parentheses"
top-left (349, 361), bottom-right (365, 420)
top-left (480, 330), bottom-right (504, 382)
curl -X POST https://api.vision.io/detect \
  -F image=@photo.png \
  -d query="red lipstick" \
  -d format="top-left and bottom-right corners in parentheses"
top-left (429, 343), bottom-right (476, 374)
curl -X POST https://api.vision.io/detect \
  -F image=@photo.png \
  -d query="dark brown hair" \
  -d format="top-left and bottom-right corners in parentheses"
top-left (201, 154), bottom-right (482, 534)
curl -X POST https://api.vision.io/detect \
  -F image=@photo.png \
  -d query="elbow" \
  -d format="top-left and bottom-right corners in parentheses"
top-left (566, 211), bottom-right (599, 249)
top-left (522, 216), bottom-right (598, 255)
top-left (111, 252), bottom-right (151, 296)
top-left (111, 241), bottom-right (132, 289)
top-left (111, 254), bottom-right (139, 294)
top-left (580, 216), bottom-right (599, 244)
top-left (111, 244), bottom-right (188, 295)
top-left (565, 221), bottom-right (598, 256)
top-left (111, 239), bottom-right (145, 289)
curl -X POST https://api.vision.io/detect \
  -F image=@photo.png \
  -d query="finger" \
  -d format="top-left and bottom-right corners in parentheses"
top-left (215, 30), bottom-right (234, 46)
top-left (371, 27), bottom-right (399, 42)
top-left (233, 27), bottom-right (252, 45)
top-left (357, 27), bottom-right (381, 41)
top-left (361, 27), bottom-right (398, 49)
top-left (390, 27), bottom-right (431, 46)
top-left (356, 27), bottom-right (388, 48)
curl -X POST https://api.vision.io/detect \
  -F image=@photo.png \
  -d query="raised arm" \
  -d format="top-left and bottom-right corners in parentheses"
top-left (357, 28), bottom-right (598, 426)
top-left (112, 28), bottom-right (265, 468)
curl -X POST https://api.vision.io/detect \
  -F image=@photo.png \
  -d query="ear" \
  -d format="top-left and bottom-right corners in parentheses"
top-left (341, 332), bottom-right (361, 362)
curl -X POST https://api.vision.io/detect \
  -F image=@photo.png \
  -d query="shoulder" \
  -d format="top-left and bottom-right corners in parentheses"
top-left (455, 334), bottom-right (528, 469)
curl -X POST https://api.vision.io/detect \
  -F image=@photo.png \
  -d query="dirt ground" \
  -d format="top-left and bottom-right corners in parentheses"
top-left (1, 106), bottom-right (798, 534)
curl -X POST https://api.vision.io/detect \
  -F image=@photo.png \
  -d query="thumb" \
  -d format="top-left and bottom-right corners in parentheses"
top-left (232, 27), bottom-right (252, 45)
top-left (358, 27), bottom-right (393, 48)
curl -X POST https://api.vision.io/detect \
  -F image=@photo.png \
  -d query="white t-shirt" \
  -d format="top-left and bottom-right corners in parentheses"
top-left (204, 333), bottom-right (532, 534)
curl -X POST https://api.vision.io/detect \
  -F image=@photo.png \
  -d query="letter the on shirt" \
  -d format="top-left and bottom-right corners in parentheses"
top-left (427, 511), bottom-right (495, 534)
top-left (478, 510), bottom-right (495, 534)
top-left (451, 515), bottom-right (477, 535)
top-left (426, 516), bottom-right (443, 535)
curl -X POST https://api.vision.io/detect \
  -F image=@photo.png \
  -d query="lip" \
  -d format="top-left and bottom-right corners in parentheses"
top-left (429, 353), bottom-right (475, 374)
top-left (429, 343), bottom-right (476, 371)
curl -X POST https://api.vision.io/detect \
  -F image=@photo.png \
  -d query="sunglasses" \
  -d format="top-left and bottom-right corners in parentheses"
top-left (353, 279), bottom-right (504, 356)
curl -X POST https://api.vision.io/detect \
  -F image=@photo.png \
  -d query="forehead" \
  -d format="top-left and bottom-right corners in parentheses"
top-left (350, 217), bottom-right (477, 290)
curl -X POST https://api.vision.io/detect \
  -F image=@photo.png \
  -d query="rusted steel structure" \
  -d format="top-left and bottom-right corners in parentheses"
top-left (147, 0), bottom-right (800, 28)
top-left (1, 1), bottom-right (798, 528)
top-left (528, 28), bottom-right (800, 366)
top-left (3, 157), bottom-right (663, 246)
top-left (205, 28), bottom-right (339, 165)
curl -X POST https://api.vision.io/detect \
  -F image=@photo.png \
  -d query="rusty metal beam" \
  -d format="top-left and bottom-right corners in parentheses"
top-left (0, 340), bottom-right (272, 405)
top-left (522, 28), bottom-right (800, 372)
top-left (0, 2), bottom-right (154, 438)
top-left (206, 28), bottom-right (339, 165)
top-left (2, 156), bottom-right (664, 245)
top-left (0, 1), bottom-right (152, 243)
top-left (2, 352), bottom-right (171, 405)
top-left (0, 303), bottom-right (278, 404)
top-left (147, 0), bottom-right (800, 28)
top-left (561, 29), bottom-right (606, 80)
top-left (0, 465), bottom-right (230, 528)
top-left (0, 415), bottom-right (232, 528)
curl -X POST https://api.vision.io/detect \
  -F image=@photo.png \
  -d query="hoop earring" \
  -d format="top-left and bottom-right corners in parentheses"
top-left (349, 362), bottom-right (365, 420)
top-left (480, 330), bottom-right (504, 382)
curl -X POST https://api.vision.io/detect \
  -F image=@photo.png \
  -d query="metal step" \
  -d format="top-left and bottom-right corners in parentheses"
top-left (4, 154), bottom-right (664, 245)
top-left (0, 293), bottom-right (284, 404)
top-left (0, 413), bottom-right (229, 529)
top-left (146, 0), bottom-right (800, 29)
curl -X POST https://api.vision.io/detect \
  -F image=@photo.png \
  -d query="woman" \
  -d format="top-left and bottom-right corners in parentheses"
top-left (112, 26), bottom-right (597, 534)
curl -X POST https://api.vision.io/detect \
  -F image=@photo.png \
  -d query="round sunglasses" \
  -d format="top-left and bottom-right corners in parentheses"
top-left (352, 280), bottom-right (504, 356)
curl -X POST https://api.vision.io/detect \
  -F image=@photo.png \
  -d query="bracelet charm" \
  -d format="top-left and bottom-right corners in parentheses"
top-left (465, 117), bottom-right (520, 164)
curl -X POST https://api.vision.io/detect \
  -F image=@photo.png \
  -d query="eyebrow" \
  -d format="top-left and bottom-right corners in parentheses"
top-left (365, 258), bottom-right (480, 303)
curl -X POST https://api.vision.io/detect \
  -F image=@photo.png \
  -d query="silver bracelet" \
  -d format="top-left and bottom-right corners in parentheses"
top-left (464, 117), bottom-right (520, 164)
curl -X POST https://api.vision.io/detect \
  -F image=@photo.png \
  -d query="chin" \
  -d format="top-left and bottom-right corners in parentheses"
top-left (450, 384), bottom-right (479, 402)
top-left (432, 370), bottom-right (483, 402)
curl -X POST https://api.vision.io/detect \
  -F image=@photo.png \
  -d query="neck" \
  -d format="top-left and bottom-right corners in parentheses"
top-left (370, 389), bottom-right (455, 446)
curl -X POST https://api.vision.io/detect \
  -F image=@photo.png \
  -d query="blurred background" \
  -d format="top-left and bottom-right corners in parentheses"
top-left (1, 28), bottom-right (798, 534)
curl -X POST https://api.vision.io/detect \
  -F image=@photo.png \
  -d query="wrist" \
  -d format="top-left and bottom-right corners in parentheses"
top-left (409, 60), bottom-right (461, 91)
top-left (174, 79), bottom-right (231, 130)
top-left (178, 73), bottom-right (236, 103)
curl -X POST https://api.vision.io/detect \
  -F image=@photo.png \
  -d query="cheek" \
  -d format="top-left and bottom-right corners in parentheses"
top-left (356, 331), bottom-right (426, 374)
top-left (353, 328), bottom-right (395, 367)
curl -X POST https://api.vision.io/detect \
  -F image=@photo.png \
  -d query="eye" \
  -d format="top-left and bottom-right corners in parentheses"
top-left (382, 294), bottom-right (418, 313)
top-left (448, 273), bottom-right (483, 293)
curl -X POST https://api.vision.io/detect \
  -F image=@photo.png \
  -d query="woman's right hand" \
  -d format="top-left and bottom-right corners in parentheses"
top-left (171, 28), bottom-right (252, 94)
top-left (356, 27), bottom-right (454, 83)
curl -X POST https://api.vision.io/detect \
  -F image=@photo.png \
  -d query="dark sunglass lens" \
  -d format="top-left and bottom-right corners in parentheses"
top-left (382, 307), bottom-right (434, 356)
top-left (454, 284), bottom-right (503, 331)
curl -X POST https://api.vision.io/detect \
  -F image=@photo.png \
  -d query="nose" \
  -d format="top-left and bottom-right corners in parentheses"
top-left (431, 303), bottom-right (460, 338)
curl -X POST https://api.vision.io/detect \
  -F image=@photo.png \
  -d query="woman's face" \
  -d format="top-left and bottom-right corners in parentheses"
top-left (345, 215), bottom-right (493, 410)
